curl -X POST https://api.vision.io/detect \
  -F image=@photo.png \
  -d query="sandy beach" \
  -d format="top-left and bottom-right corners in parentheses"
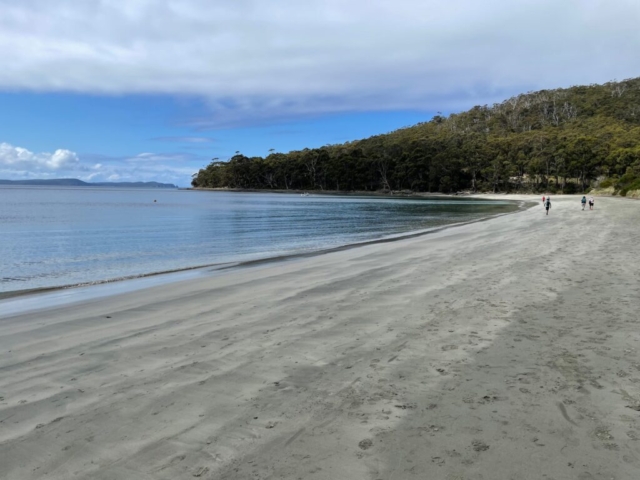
top-left (1, 195), bottom-right (639, 480)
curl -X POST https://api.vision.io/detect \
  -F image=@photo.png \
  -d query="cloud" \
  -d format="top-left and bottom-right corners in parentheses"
top-left (81, 152), bottom-right (203, 185)
top-left (0, 142), bottom-right (80, 170)
top-left (1, 0), bottom-right (639, 126)
top-left (0, 142), bottom-right (202, 186)
top-left (126, 152), bottom-right (197, 164)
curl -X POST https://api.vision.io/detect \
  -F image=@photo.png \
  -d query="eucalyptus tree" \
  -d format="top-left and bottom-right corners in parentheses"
top-left (191, 77), bottom-right (640, 196)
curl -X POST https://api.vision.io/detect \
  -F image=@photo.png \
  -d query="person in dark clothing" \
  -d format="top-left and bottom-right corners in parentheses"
top-left (581, 196), bottom-right (587, 210)
top-left (545, 197), bottom-right (551, 215)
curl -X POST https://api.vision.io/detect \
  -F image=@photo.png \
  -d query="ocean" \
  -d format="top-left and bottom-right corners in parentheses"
top-left (0, 187), bottom-right (519, 295)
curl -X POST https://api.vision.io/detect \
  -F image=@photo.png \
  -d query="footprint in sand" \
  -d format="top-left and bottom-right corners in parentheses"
top-left (471, 440), bottom-right (490, 452)
top-left (358, 438), bottom-right (373, 450)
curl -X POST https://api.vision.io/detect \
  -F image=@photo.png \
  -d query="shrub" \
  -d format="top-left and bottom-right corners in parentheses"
top-left (616, 170), bottom-right (640, 196)
top-left (620, 178), bottom-right (640, 197)
top-left (599, 178), bottom-right (615, 189)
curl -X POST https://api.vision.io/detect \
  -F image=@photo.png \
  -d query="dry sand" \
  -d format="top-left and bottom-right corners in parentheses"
top-left (1, 195), bottom-right (639, 480)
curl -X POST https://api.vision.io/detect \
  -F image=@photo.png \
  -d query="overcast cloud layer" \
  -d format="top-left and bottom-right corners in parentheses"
top-left (2, 0), bottom-right (640, 125)
top-left (2, 0), bottom-right (639, 184)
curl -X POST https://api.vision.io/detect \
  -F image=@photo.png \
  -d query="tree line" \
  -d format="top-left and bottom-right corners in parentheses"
top-left (192, 78), bottom-right (640, 195)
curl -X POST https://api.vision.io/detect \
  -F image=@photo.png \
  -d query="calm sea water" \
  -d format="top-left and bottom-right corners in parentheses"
top-left (0, 187), bottom-right (518, 294)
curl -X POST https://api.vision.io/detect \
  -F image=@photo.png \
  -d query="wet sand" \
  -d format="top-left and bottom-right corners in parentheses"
top-left (1, 195), bottom-right (639, 479)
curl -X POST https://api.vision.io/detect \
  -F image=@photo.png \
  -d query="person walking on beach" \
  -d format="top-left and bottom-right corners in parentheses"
top-left (545, 197), bottom-right (551, 215)
top-left (581, 196), bottom-right (587, 210)
top-left (589, 196), bottom-right (595, 210)
top-left (542, 195), bottom-right (546, 206)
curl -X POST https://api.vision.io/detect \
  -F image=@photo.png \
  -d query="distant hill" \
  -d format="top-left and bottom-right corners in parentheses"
top-left (192, 77), bottom-right (640, 196)
top-left (0, 179), bottom-right (178, 188)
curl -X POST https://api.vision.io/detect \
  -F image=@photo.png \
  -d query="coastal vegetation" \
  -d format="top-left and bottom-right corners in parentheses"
top-left (192, 78), bottom-right (640, 195)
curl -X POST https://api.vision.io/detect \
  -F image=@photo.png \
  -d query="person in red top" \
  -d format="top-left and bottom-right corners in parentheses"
top-left (542, 195), bottom-right (546, 206)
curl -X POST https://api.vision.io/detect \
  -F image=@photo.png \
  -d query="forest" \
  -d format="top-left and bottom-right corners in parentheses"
top-left (192, 78), bottom-right (640, 196)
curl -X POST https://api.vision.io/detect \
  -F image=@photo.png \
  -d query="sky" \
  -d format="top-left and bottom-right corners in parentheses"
top-left (1, 0), bottom-right (639, 186)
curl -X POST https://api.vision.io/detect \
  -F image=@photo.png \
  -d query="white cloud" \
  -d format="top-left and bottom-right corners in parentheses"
top-left (0, 142), bottom-right (79, 170)
top-left (48, 149), bottom-right (80, 169)
top-left (1, 0), bottom-right (639, 125)
top-left (126, 152), bottom-right (194, 164)
top-left (0, 142), bottom-right (200, 186)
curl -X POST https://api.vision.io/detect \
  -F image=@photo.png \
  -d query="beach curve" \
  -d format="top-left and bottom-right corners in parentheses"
top-left (0, 195), bottom-right (639, 479)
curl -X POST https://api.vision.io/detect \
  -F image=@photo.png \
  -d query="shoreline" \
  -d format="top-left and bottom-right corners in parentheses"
top-left (188, 186), bottom-right (634, 199)
top-left (2, 195), bottom-right (638, 480)
top-left (0, 198), bottom-right (530, 306)
top-left (188, 187), bottom-right (454, 197)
